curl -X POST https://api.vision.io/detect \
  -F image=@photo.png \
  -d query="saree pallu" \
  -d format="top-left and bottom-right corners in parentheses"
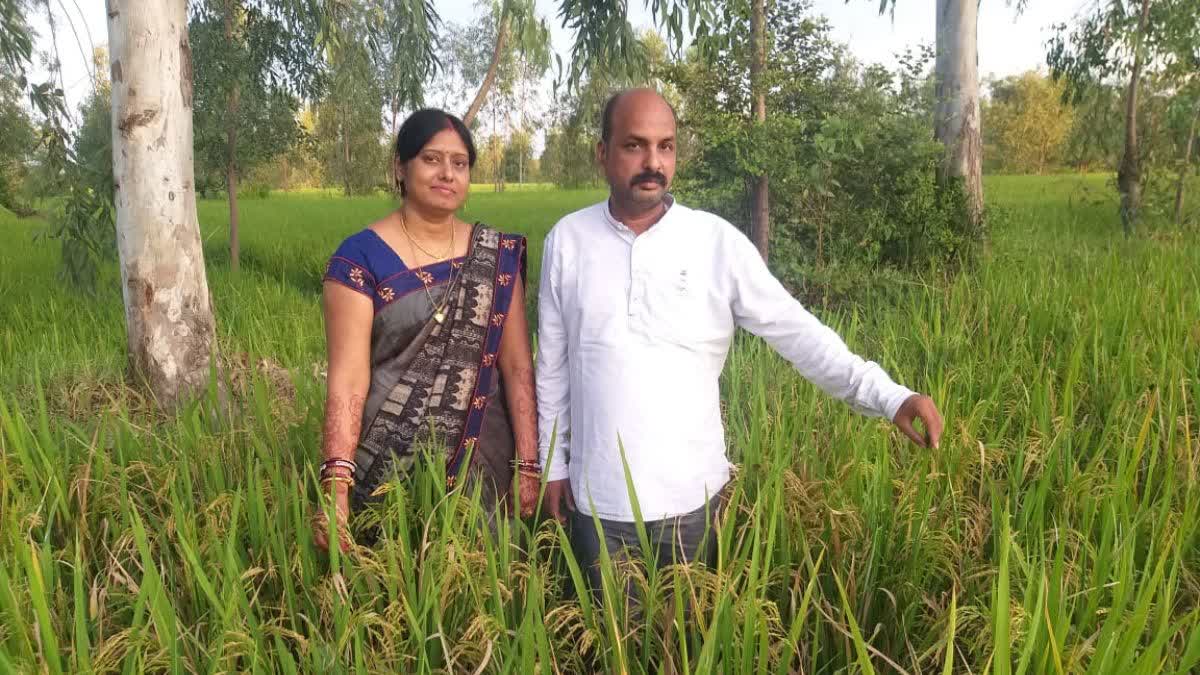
top-left (349, 224), bottom-right (527, 511)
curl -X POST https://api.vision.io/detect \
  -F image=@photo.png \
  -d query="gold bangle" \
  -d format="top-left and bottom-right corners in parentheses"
top-left (321, 475), bottom-right (355, 489)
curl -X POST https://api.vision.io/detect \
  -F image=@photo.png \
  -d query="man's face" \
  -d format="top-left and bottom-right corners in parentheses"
top-left (598, 92), bottom-right (677, 212)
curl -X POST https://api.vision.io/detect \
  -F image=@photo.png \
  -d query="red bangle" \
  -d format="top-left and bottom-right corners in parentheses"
top-left (320, 458), bottom-right (357, 477)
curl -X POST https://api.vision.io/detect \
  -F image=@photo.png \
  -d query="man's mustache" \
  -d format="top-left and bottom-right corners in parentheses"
top-left (631, 171), bottom-right (667, 187)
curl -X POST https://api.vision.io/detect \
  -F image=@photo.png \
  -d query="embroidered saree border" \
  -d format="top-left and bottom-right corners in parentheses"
top-left (446, 233), bottom-right (526, 485)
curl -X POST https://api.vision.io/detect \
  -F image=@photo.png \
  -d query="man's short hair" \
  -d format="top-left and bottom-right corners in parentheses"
top-left (600, 89), bottom-right (677, 143)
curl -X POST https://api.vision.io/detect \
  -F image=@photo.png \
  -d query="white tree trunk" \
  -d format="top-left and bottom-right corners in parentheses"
top-left (934, 0), bottom-right (983, 224)
top-left (107, 0), bottom-right (217, 407)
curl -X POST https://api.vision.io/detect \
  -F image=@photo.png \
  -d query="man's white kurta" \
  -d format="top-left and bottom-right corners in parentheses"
top-left (536, 199), bottom-right (914, 521)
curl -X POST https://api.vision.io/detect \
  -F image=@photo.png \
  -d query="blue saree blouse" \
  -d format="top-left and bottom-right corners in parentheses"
top-left (323, 228), bottom-right (478, 313)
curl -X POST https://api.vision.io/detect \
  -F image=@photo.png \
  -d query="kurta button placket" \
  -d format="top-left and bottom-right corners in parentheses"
top-left (628, 236), bottom-right (640, 315)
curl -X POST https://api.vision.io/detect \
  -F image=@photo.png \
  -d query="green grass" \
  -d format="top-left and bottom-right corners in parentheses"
top-left (1, 175), bottom-right (1198, 673)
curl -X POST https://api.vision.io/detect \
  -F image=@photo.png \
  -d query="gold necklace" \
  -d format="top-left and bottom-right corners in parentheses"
top-left (423, 268), bottom-right (455, 324)
top-left (400, 212), bottom-right (455, 261)
top-left (400, 213), bottom-right (460, 321)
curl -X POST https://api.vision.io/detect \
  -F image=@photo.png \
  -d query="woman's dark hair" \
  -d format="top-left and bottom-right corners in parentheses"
top-left (394, 109), bottom-right (477, 196)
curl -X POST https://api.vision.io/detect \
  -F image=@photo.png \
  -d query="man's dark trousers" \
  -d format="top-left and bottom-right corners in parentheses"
top-left (569, 494), bottom-right (722, 601)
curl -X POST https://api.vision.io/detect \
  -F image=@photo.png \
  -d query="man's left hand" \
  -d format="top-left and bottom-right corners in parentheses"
top-left (892, 394), bottom-right (944, 449)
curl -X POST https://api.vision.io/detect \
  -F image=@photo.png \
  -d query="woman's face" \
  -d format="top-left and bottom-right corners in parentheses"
top-left (398, 128), bottom-right (471, 213)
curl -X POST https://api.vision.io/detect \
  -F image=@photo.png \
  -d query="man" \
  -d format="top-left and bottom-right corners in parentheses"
top-left (535, 88), bottom-right (943, 593)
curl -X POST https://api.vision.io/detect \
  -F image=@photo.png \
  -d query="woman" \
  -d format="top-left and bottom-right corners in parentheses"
top-left (314, 109), bottom-right (540, 552)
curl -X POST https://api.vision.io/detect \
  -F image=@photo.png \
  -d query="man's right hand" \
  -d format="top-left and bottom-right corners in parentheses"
top-left (543, 478), bottom-right (576, 523)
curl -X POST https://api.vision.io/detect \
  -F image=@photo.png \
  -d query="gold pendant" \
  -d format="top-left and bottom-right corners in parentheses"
top-left (434, 310), bottom-right (446, 324)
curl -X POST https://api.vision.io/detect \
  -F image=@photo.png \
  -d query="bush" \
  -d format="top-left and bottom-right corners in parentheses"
top-left (0, 70), bottom-right (37, 216)
top-left (770, 112), bottom-right (978, 273)
top-left (239, 181), bottom-right (273, 200)
top-left (0, 169), bottom-right (36, 217)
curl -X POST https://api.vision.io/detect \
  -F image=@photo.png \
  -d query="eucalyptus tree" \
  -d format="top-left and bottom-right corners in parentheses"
top-left (1049, 0), bottom-right (1198, 234)
top-left (933, 0), bottom-right (982, 224)
top-left (1159, 0), bottom-right (1199, 225)
top-left (460, 0), bottom-right (549, 127)
top-left (866, 1), bottom-right (1036, 231)
top-left (371, 0), bottom-right (440, 193)
top-left (106, 0), bottom-right (217, 407)
top-left (189, 0), bottom-right (324, 272)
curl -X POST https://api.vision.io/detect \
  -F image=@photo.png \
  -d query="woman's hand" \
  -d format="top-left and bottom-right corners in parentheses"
top-left (313, 482), bottom-right (353, 553)
top-left (497, 276), bottom-right (541, 520)
top-left (516, 470), bottom-right (540, 518)
top-left (319, 281), bottom-right (371, 555)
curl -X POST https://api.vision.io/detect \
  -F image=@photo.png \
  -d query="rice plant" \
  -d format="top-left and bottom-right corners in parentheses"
top-left (0, 176), bottom-right (1197, 673)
